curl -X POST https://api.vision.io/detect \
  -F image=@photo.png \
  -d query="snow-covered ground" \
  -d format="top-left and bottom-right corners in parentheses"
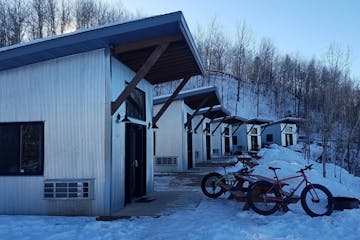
top-left (0, 144), bottom-right (359, 240)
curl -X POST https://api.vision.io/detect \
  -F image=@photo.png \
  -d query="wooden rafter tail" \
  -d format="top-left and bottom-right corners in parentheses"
top-left (184, 96), bottom-right (209, 128)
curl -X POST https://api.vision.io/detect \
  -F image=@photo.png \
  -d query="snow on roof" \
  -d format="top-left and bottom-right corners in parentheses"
top-left (196, 105), bottom-right (231, 119)
top-left (246, 117), bottom-right (273, 125)
top-left (265, 117), bottom-right (306, 126)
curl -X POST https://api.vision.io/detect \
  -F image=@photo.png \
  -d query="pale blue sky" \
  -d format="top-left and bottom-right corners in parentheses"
top-left (119, 0), bottom-right (360, 79)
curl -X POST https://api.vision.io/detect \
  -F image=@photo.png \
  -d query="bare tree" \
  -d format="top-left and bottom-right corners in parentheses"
top-left (7, 0), bottom-right (28, 45)
top-left (47, 0), bottom-right (57, 36)
top-left (0, 0), bottom-right (8, 47)
top-left (59, 0), bottom-right (72, 34)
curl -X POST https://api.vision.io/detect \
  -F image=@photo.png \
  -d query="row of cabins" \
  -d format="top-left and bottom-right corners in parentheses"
top-left (0, 11), bottom-right (303, 216)
top-left (153, 87), bottom-right (303, 172)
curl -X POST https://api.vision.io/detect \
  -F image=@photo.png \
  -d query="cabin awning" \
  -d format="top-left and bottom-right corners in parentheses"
top-left (196, 105), bottom-right (231, 119)
top-left (0, 11), bottom-right (205, 84)
top-left (153, 86), bottom-right (221, 109)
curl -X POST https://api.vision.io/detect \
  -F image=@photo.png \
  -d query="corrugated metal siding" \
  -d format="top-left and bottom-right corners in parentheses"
top-left (0, 49), bottom-right (107, 215)
top-left (153, 101), bottom-right (184, 172)
top-left (110, 57), bottom-right (154, 213)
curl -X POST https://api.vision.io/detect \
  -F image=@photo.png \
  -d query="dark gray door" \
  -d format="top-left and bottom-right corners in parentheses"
top-left (125, 123), bottom-right (146, 203)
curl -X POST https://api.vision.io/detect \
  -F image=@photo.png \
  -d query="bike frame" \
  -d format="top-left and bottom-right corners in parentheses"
top-left (264, 171), bottom-right (319, 203)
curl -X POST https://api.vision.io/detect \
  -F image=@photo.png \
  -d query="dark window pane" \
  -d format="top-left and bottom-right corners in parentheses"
top-left (224, 127), bottom-right (229, 135)
top-left (69, 193), bottom-right (78, 198)
top-left (20, 123), bottom-right (43, 174)
top-left (83, 193), bottom-right (88, 198)
top-left (56, 193), bottom-right (67, 198)
top-left (266, 134), bottom-right (273, 142)
top-left (126, 87), bottom-right (146, 121)
top-left (44, 193), bottom-right (54, 198)
top-left (0, 124), bottom-right (20, 174)
top-left (56, 183), bottom-right (67, 188)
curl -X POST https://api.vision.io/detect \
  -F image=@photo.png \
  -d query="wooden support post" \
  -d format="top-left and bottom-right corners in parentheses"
top-left (246, 124), bottom-right (255, 135)
top-left (111, 43), bottom-right (169, 115)
top-left (281, 123), bottom-right (289, 133)
top-left (152, 76), bottom-right (191, 128)
top-left (212, 117), bottom-right (226, 135)
top-left (193, 106), bottom-right (213, 133)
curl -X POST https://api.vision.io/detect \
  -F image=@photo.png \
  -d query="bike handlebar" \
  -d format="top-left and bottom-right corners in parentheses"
top-left (297, 164), bottom-right (313, 173)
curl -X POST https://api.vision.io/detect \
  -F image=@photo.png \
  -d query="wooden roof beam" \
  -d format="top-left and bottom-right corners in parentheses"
top-left (152, 76), bottom-right (191, 128)
top-left (111, 42), bottom-right (169, 115)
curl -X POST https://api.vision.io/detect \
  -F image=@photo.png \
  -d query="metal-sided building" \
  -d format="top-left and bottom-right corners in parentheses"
top-left (153, 87), bottom-right (220, 172)
top-left (208, 109), bottom-right (237, 157)
top-left (232, 118), bottom-right (271, 152)
top-left (192, 105), bottom-right (230, 162)
top-left (0, 12), bottom-right (205, 216)
top-left (261, 117), bottom-right (304, 147)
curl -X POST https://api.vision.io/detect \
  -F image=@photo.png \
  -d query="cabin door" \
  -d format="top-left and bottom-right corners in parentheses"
top-left (224, 136), bottom-right (230, 155)
top-left (250, 136), bottom-right (259, 151)
top-left (206, 135), bottom-right (211, 160)
top-left (285, 134), bottom-right (293, 146)
top-left (187, 114), bottom-right (193, 169)
top-left (125, 123), bottom-right (147, 203)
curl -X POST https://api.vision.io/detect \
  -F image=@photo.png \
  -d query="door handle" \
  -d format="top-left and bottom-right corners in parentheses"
top-left (134, 160), bottom-right (139, 167)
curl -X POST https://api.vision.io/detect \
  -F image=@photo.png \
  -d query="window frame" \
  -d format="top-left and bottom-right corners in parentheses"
top-left (0, 121), bottom-right (44, 176)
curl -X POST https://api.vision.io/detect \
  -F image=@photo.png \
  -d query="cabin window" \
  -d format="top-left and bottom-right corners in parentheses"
top-left (250, 127), bottom-right (258, 135)
top-left (266, 134), bottom-right (273, 142)
top-left (0, 122), bottom-right (44, 176)
top-left (126, 87), bottom-right (146, 121)
top-left (205, 123), bottom-right (211, 134)
top-left (284, 126), bottom-right (294, 133)
top-left (224, 127), bottom-right (230, 136)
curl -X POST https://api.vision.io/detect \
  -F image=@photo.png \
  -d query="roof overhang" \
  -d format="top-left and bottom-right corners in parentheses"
top-left (0, 11), bottom-right (205, 84)
top-left (153, 86), bottom-right (221, 109)
top-left (197, 105), bottom-right (230, 119)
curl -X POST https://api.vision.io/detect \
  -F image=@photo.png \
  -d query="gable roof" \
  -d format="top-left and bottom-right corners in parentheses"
top-left (0, 11), bottom-right (205, 84)
top-left (153, 86), bottom-right (221, 109)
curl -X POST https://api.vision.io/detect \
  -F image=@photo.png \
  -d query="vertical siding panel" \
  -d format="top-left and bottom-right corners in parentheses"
top-left (0, 49), bottom-right (107, 215)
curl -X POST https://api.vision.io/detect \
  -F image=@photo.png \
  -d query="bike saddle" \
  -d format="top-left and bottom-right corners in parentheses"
top-left (268, 166), bottom-right (280, 171)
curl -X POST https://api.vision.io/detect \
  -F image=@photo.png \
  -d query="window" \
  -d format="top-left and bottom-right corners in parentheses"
top-left (224, 127), bottom-right (230, 136)
top-left (284, 126), bottom-right (294, 133)
top-left (126, 87), bottom-right (146, 121)
top-left (250, 127), bottom-right (258, 135)
top-left (0, 122), bottom-right (44, 175)
top-left (205, 123), bottom-right (211, 134)
top-left (266, 134), bottom-right (273, 142)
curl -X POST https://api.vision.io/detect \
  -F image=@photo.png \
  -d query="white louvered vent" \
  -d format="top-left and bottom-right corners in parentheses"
top-left (155, 156), bottom-right (177, 165)
top-left (44, 179), bottom-right (94, 199)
